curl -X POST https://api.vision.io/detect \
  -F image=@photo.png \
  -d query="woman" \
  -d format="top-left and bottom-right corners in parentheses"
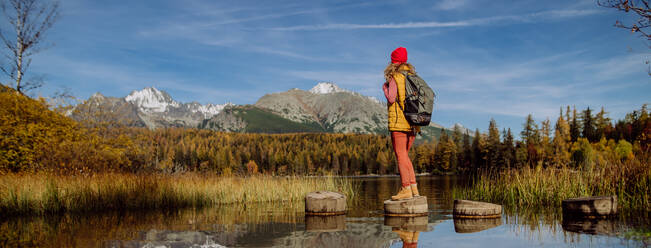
top-left (383, 47), bottom-right (419, 200)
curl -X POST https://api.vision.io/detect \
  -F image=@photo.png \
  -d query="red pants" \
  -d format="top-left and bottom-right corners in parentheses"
top-left (391, 131), bottom-right (416, 187)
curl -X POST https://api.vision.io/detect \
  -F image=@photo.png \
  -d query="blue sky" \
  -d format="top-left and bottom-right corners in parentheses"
top-left (2, 0), bottom-right (649, 134)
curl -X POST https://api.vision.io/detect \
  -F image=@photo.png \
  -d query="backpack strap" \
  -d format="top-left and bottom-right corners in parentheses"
top-left (397, 72), bottom-right (410, 112)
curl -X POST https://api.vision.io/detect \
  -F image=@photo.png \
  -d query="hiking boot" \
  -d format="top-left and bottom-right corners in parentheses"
top-left (391, 186), bottom-right (413, 200)
top-left (410, 184), bottom-right (420, 197)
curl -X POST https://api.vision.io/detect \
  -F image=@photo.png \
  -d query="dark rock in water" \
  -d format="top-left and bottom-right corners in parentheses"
top-left (454, 217), bottom-right (502, 233)
top-left (384, 216), bottom-right (430, 232)
top-left (453, 199), bottom-right (502, 218)
top-left (384, 196), bottom-right (428, 216)
top-left (562, 218), bottom-right (618, 235)
top-left (305, 191), bottom-right (347, 215)
top-left (305, 215), bottom-right (346, 232)
top-left (562, 196), bottom-right (617, 218)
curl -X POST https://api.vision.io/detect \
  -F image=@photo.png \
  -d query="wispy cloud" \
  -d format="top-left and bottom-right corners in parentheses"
top-left (30, 53), bottom-right (259, 104)
top-left (246, 46), bottom-right (331, 61)
top-left (286, 70), bottom-right (380, 88)
top-left (267, 9), bottom-right (601, 31)
top-left (429, 52), bottom-right (648, 119)
top-left (137, 2), bottom-right (383, 61)
top-left (434, 0), bottom-right (470, 11)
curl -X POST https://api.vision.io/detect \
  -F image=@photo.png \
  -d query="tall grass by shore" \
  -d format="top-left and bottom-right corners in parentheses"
top-left (453, 160), bottom-right (650, 212)
top-left (0, 173), bottom-right (356, 216)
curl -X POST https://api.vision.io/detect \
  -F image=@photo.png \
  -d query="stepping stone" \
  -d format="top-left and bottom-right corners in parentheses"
top-left (562, 195), bottom-right (617, 218)
top-left (305, 215), bottom-right (346, 232)
top-left (454, 217), bottom-right (502, 233)
top-left (384, 216), bottom-right (429, 232)
top-left (384, 196), bottom-right (428, 217)
top-left (305, 191), bottom-right (346, 216)
top-left (453, 199), bottom-right (502, 218)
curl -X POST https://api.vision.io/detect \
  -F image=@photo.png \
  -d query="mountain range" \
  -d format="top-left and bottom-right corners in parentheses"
top-left (70, 82), bottom-right (466, 140)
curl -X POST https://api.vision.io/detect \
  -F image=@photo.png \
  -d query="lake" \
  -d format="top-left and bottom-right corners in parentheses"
top-left (1, 176), bottom-right (648, 247)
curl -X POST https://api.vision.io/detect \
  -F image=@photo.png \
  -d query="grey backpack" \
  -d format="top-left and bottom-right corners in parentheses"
top-left (400, 72), bottom-right (435, 126)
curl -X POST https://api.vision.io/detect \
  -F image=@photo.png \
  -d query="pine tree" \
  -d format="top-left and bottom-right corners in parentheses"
top-left (453, 125), bottom-right (463, 148)
top-left (434, 131), bottom-right (455, 172)
top-left (487, 119), bottom-right (501, 170)
top-left (595, 107), bottom-right (611, 141)
top-left (553, 113), bottom-right (571, 167)
top-left (521, 114), bottom-right (539, 146)
top-left (570, 107), bottom-right (580, 142)
top-left (471, 128), bottom-right (486, 170)
top-left (446, 137), bottom-right (458, 172)
top-left (434, 131), bottom-right (447, 171)
top-left (460, 131), bottom-right (472, 172)
top-left (502, 128), bottom-right (515, 169)
top-left (565, 106), bottom-right (571, 127)
top-left (582, 107), bottom-right (596, 142)
top-left (514, 141), bottom-right (528, 168)
top-left (540, 118), bottom-right (552, 167)
top-left (521, 115), bottom-right (540, 167)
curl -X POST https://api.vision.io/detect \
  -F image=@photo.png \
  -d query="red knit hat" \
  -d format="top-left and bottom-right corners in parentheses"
top-left (391, 47), bottom-right (407, 64)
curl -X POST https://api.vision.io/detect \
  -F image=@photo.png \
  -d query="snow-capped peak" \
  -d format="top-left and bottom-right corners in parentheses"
top-left (89, 92), bottom-right (105, 101)
top-left (309, 82), bottom-right (347, 94)
top-left (190, 102), bottom-right (234, 118)
top-left (308, 82), bottom-right (382, 105)
top-left (451, 123), bottom-right (472, 133)
top-left (366, 96), bottom-right (381, 104)
top-left (125, 87), bottom-right (179, 113)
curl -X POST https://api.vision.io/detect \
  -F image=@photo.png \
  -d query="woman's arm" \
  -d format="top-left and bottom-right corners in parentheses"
top-left (383, 78), bottom-right (397, 104)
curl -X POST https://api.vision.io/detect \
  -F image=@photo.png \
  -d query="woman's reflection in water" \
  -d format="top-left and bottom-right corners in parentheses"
top-left (385, 215), bottom-right (428, 247)
top-left (392, 228), bottom-right (419, 248)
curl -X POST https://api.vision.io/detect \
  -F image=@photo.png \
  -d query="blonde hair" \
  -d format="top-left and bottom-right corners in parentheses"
top-left (384, 62), bottom-right (415, 81)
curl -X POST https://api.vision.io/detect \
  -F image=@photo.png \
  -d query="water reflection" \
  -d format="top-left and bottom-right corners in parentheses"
top-left (0, 176), bottom-right (648, 247)
top-left (562, 218), bottom-right (617, 236)
top-left (384, 216), bottom-right (430, 232)
top-left (453, 218), bottom-right (502, 233)
top-left (105, 230), bottom-right (226, 248)
top-left (305, 215), bottom-right (345, 232)
top-left (384, 216), bottom-right (432, 248)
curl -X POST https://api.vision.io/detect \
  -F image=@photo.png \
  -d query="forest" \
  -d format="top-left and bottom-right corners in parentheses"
top-left (0, 85), bottom-right (649, 176)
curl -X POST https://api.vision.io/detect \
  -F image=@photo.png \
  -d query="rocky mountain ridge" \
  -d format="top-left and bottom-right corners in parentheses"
top-left (71, 87), bottom-right (232, 129)
top-left (252, 82), bottom-right (386, 133)
top-left (71, 83), bottom-right (461, 139)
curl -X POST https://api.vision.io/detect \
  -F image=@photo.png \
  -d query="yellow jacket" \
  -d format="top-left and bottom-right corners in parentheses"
top-left (388, 64), bottom-right (412, 132)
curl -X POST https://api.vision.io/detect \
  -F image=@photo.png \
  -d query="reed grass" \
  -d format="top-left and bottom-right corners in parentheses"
top-left (453, 160), bottom-right (650, 212)
top-left (0, 173), bottom-right (356, 216)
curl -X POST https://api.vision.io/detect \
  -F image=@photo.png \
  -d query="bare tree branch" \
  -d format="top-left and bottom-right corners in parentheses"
top-left (0, 0), bottom-right (59, 94)
top-left (598, 0), bottom-right (651, 76)
top-left (598, 0), bottom-right (651, 46)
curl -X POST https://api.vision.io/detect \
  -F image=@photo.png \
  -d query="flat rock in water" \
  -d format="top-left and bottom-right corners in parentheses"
top-left (562, 196), bottom-right (617, 218)
top-left (384, 196), bottom-right (428, 216)
top-left (305, 215), bottom-right (346, 232)
top-left (453, 199), bottom-right (502, 218)
top-left (305, 191), bottom-right (346, 215)
top-left (454, 217), bottom-right (502, 233)
top-left (384, 216), bottom-right (429, 232)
